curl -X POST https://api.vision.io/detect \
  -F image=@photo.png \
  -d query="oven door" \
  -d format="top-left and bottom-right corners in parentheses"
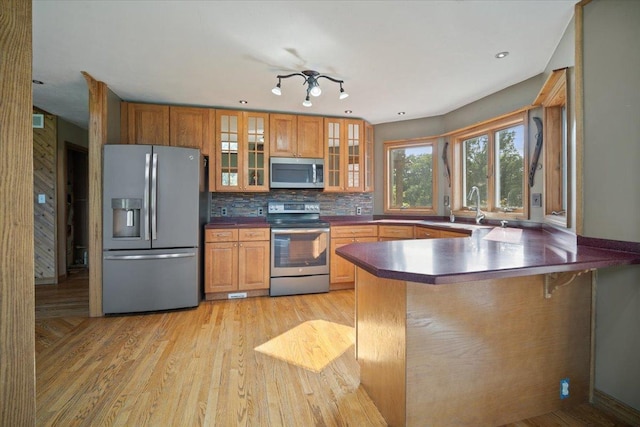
top-left (270, 227), bottom-right (330, 277)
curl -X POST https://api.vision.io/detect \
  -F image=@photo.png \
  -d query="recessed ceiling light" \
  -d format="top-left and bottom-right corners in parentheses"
top-left (32, 79), bottom-right (44, 85)
top-left (239, 100), bottom-right (248, 104)
top-left (344, 110), bottom-right (353, 114)
top-left (397, 111), bottom-right (406, 116)
top-left (495, 51), bottom-right (509, 59)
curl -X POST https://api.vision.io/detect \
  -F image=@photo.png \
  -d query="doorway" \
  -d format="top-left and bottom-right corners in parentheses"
top-left (65, 143), bottom-right (88, 272)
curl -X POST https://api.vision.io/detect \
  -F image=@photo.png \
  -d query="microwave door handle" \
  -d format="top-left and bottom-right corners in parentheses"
top-left (312, 163), bottom-right (316, 184)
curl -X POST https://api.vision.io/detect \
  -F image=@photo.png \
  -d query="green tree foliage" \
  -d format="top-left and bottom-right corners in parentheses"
top-left (498, 128), bottom-right (524, 210)
top-left (391, 147), bottom-right (433, 208)
top-left (463, 126), bottom-right (524, 211)
top-left (464, 136), bottom-right (488, 207)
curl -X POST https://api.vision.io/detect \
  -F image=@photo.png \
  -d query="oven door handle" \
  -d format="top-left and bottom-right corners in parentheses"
top-left (271, 228), bottom-right (330, 234)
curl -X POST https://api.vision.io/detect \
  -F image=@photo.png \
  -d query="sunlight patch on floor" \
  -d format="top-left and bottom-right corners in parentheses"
top-left (255, 319), bottom-right (355, 373)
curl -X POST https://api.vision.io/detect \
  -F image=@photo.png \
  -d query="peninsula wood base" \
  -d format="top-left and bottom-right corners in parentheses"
top-left (355, 268), bottom-right (592, 427)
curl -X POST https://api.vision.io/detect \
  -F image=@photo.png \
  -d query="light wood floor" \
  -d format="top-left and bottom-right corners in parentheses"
top-left (35, 274), bottom-right (631, 426)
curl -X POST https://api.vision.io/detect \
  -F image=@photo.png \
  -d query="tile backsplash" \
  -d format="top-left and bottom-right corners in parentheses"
top-left (210, 190), bottom-right (373, 218)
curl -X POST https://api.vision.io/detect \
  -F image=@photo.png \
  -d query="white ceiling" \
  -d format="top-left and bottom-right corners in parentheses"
top-left (32, 0), bottom-right (576, 129)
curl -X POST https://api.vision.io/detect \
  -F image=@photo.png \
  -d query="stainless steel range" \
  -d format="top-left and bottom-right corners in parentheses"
top-left (267, 201), bottom-right (330, 296)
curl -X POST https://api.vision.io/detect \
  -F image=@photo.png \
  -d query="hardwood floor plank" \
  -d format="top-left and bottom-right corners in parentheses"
top-left (36, 275), bottom-right (633, 426)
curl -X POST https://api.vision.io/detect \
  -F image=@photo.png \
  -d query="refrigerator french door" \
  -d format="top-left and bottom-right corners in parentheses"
top-left (103, 145), bottom-right (200, 314)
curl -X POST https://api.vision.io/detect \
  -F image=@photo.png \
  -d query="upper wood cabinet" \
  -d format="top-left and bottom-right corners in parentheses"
top-left (169, 106), bottom-right (214, 156)
top-left (121, 102), bottom-right (214, 156)
top-left (364, 121), bottom-right (374, 192)
top-left (324, 118), bottom-right (364, 192)
top-left (122, 102), bottom-right (170, 145)
top-left (269, 114), bottom-right (296, 157)
top-left (214, 110), bottom-right (269, 192)
top-left (270, 114), bottom-right (323, 158)
top-left (296, 115), bottom-right (324, 158)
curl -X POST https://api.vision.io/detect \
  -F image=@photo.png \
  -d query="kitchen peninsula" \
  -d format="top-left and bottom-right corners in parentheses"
top-left (336, 226), bottom-right (640, 426)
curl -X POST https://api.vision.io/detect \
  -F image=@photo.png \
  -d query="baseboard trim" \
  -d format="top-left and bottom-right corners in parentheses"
top-left (592, 389), bottom-right (640, 425)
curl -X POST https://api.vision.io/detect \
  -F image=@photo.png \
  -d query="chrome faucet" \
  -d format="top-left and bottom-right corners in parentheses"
top-left (467, 186), bottom-right (485, 224)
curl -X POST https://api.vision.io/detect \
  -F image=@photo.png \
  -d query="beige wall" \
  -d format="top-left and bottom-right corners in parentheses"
top-left (582, 0), bottom-right (640, 410)
top-left (373, 116), bottom-right (444, 214)
top-left (373, 75), bottom-right (546, 217)
top-left (374, 3), bottom-right (640, 412)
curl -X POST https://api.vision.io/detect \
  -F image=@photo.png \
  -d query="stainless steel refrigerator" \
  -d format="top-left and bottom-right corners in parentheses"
top-left (102, 144), bottom-right (201, 314)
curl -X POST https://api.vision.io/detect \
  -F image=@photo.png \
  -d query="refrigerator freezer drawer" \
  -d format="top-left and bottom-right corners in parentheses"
top-left (103, 248), bottom-right (199, 314)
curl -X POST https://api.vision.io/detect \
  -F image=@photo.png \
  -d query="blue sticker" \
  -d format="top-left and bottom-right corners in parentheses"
top-left (560, 378), bottom-right (570, 399)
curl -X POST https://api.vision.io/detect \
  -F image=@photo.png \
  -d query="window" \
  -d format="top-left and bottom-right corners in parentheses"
top-left (452, 111), bottom-right (528, 219)
top-left (536, 68), bottom-right (569, 227)
top-left (384, 138), bottom-right (437, 214)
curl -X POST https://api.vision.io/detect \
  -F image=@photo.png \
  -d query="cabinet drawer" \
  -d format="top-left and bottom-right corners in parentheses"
top-left (378, 225), bottom-right (414, 239)
top-left (414, 226), bottom-right (441, 239)
top-left (238, 228), bottom-right (270, 241)
top-left (205, 228), bottom-right (238, 242)
top-left (331, 224), bottom-right (378, 238)
top-left (439, 229), bottom-right (470, 238)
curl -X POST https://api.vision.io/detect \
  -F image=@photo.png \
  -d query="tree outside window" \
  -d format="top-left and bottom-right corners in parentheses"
top-left (384, 139), bottom-right (437, 214)
top-left (454, 111), bottom-right (528, 219)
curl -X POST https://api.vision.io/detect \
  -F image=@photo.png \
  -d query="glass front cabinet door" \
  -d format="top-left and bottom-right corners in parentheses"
top-left (324, 118), bottom-right (364, 192)
top-left (215, 110), bottom-right (269, 192)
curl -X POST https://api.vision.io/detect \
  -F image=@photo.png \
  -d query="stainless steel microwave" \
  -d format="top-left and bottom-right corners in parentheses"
top-left (269, 157), bottom-right (324, 189)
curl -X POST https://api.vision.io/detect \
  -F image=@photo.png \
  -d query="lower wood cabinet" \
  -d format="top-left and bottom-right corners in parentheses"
top-left (330, 225), bottom-right (378, 289)
top-left (330, 223), bottom-right (470, 289)
top-left (205, 227), bottom-right (270, 299)
top-left (414, 225), bottom-right (470, 239)
top-left (378, 225), bottom-right (414, 241)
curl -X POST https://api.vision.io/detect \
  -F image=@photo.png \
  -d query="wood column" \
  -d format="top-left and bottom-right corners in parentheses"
top-left (0, 0), bottom-right (36, 424)
top-left (82, 72), bottom-right (107, 317)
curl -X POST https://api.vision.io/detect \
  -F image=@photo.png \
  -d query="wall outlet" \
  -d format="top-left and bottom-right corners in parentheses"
top-left (228, 292), bottom-right (247, 299)
top-left (356, 206), bottom-right (362, 215)
top-left (532, 193), bottom-right (542, 208)
top-left (221, 207), bottom-right (228, 216)
top-left (37, 194), bottom-right (46, 204)
top-left (258, 207), bottom-right (264, 216)
top-left (560, 378), bottom-right (569, 399)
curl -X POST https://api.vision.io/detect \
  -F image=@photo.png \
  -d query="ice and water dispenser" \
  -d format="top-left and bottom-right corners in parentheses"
top-left (111, 198), bottom-right (142, 238)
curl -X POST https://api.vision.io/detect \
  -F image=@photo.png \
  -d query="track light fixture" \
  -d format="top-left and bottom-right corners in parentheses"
top-left (271, 70), bottom-right (348, 107)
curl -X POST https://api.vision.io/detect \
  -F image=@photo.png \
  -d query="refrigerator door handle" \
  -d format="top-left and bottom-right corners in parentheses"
top-left (144, 153), bottom-right (151, 241)
top-left (151, 152), bottom-right (158, 240)
top-left (104, 252), bottom-right (196, 261)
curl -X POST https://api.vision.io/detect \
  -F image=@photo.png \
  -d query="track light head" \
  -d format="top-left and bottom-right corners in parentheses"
top-left (271, 70), bottom-right (347, 107)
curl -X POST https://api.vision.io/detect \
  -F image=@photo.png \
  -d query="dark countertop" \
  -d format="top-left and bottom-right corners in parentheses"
top-left (205, 216), bottom-right (640, 284)
top-left (205, 218), bottom-right (269, 229)
top-left (205, 215), bottom-right (484, 234)
top-left (336, 226), bottom-right (640, 284)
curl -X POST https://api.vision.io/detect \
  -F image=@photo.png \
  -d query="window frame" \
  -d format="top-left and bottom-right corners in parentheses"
top-left (538, 68), bottom-right (569, 228)
top-left (451, 111), bottom-right (529, 221)
top-left (383, 137), bottom-right (438, 215)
